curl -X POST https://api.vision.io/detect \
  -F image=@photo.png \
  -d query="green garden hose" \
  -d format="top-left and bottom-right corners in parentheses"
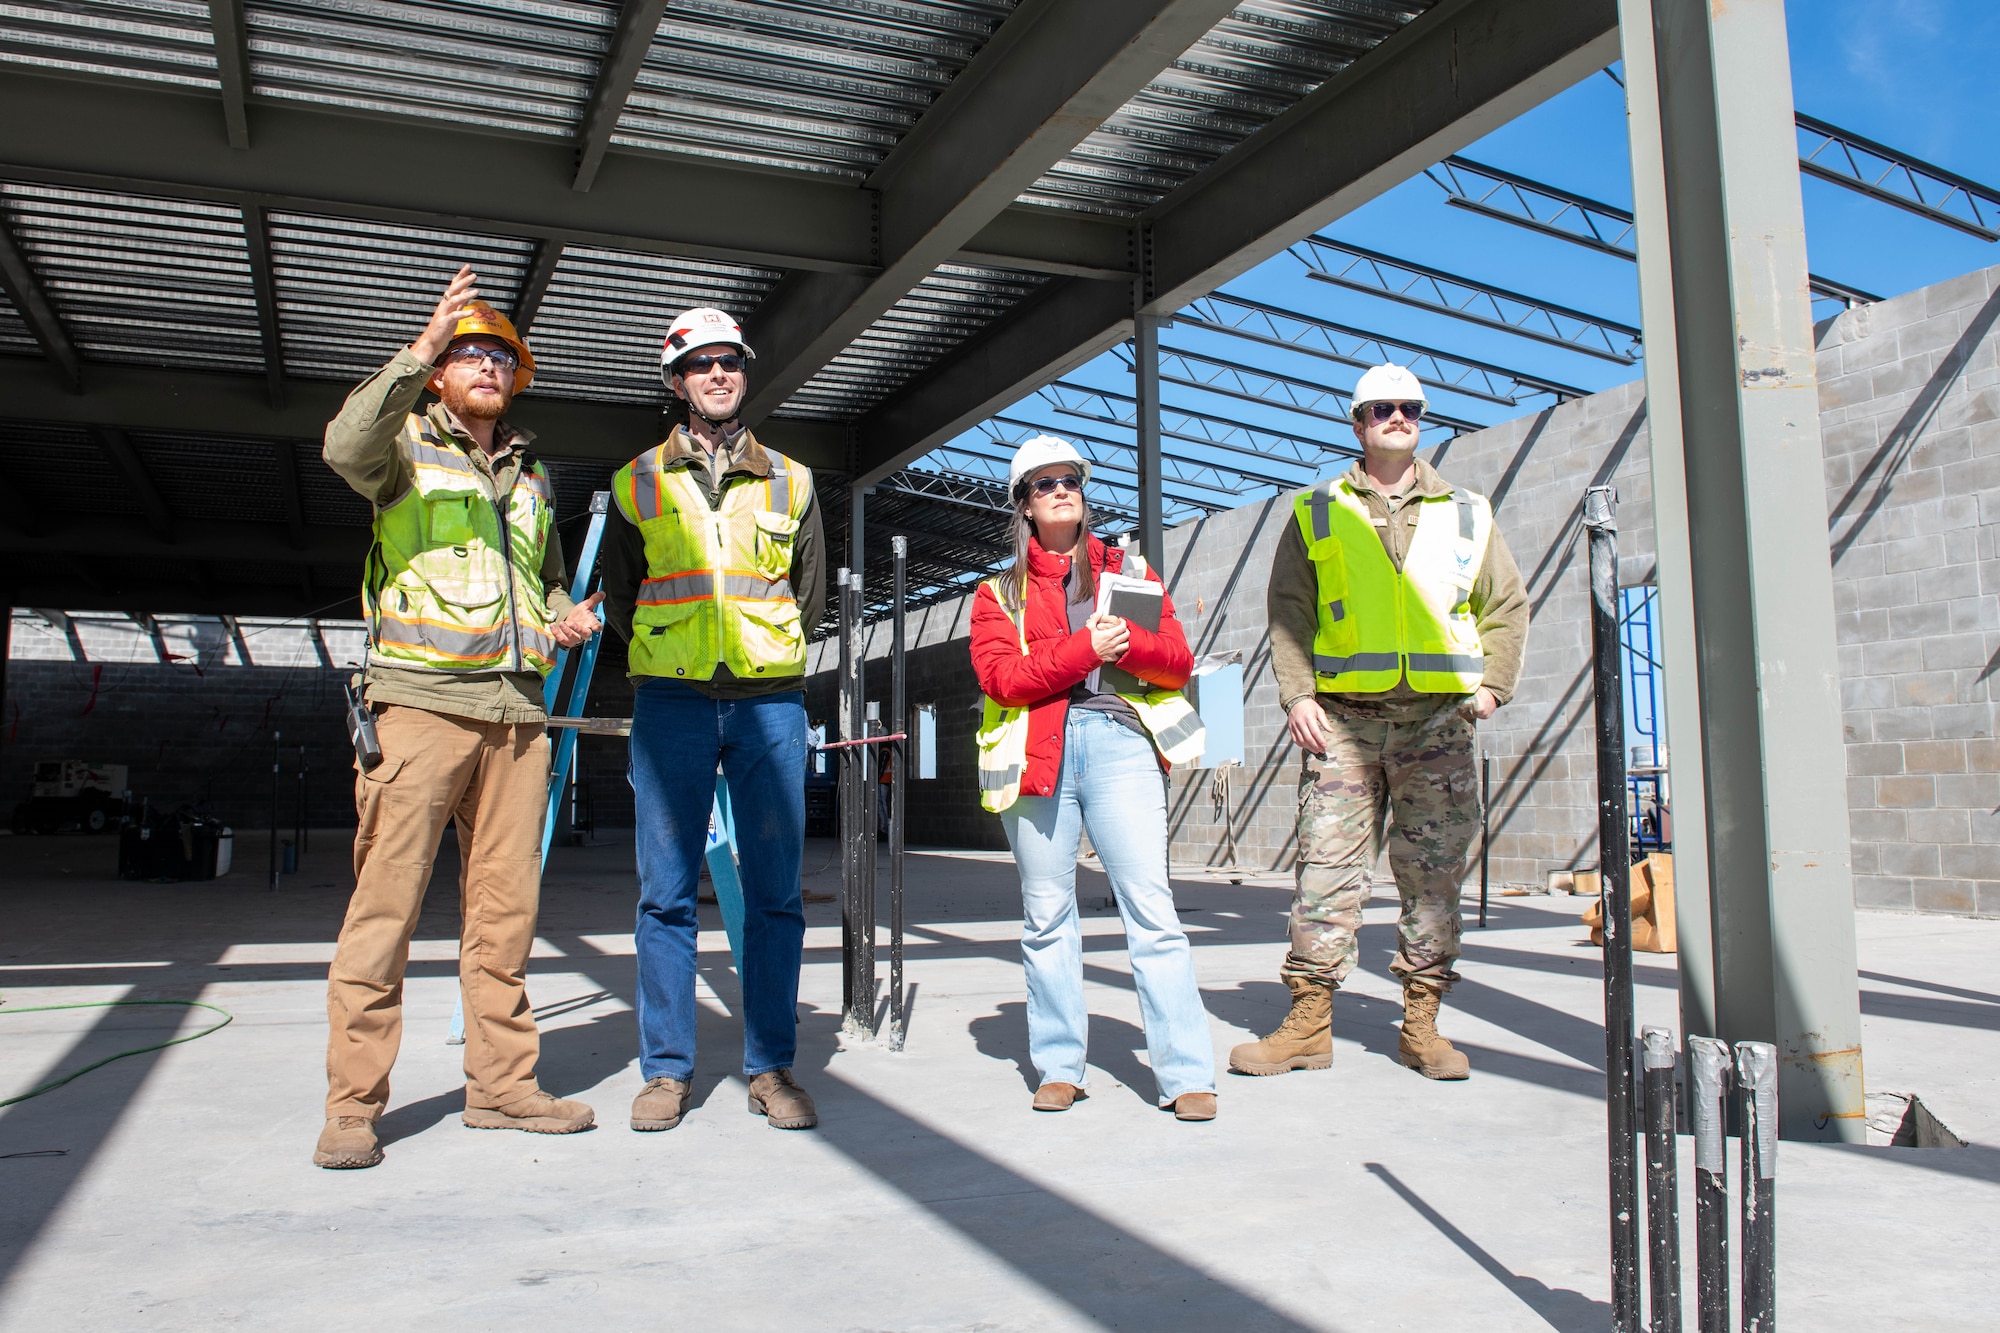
top-left (0, 999), bottom-right (234, 1108)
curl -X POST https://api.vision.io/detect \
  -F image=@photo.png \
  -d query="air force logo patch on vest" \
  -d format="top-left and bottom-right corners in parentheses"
top-left (1293, 477), bottom-right (1491, 695)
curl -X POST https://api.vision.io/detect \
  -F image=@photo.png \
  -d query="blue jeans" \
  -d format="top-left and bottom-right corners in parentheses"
top-left (999, 707), bottom-right (1217, 1104)
top-left (629, 680), bottom-right (807, 1080)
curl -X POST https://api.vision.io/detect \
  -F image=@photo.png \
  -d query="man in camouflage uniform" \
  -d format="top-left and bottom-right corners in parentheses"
top-left (1231, 364), bottom-right (1528, 1081)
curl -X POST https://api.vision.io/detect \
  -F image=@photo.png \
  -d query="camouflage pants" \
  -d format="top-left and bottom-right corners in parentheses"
top-left (1283, 699), bottom-right (1478, 992)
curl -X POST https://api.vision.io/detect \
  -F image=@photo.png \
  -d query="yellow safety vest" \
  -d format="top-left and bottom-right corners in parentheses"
top-left (365, 415), bottom-right (557, 675)
top-left (612, 435), bottom-right (813, 682)
top-left (976, 574), bottom-right (1207, 813)
top-left (1293, 476), bottom-right (1492, 694)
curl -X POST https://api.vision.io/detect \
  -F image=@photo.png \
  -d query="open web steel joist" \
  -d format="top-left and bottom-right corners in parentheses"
top-left (0, 0), bottom-right (1625, 616)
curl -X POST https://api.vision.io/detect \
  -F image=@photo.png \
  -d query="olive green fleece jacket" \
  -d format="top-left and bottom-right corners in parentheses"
top-left (323, 347), bottom-right (577, 725)
top-left (600, 424), bottom-right (826, 699)
top-left (1268, 458), bottom-right (1530, 718)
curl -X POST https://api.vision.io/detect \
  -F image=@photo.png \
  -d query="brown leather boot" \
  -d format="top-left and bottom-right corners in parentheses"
top-left (1398, 979), bottom-right (1470, 1080)
top-left (313, 1116), bottom-right (382, 1169)
top-left (630, 1076), bottom-right (690, 1132)
top-left (1227, 976), bottom-right (1334, 1075)
top-left (1033, 1082), bottom-right (1085, 1111)
top-left (746, 1069), bottom-right (817, 1129)
top-left (462, 1090), bottom-right (596, 1132)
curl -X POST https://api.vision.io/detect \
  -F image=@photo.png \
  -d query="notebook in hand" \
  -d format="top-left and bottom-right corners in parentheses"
top-left (1093, 574), bottom-right (1162, 695)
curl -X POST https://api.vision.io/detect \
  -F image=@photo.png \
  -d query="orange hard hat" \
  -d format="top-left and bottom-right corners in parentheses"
top-left (439, 300), bottom-right (536, 393)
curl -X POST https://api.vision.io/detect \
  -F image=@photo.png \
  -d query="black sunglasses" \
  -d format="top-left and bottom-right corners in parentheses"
top-left (1027, 474), bottom-right (1084, 497)
top-left (681, 352), bottom-right (746, 376)
top-left (1363, 400), bottom-right (1425, 423)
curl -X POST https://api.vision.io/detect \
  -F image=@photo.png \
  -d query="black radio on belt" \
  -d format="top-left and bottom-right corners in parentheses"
top-left (345, 674), bottom-right (384, 771)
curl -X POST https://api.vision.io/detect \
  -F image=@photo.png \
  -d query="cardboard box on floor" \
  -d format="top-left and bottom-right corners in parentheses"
top-left (1579, 853), bottom-right (1676, 953)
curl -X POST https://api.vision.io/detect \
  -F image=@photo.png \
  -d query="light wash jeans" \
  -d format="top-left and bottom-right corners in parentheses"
top-left (1000, 707), bottom-right (1217, 1104)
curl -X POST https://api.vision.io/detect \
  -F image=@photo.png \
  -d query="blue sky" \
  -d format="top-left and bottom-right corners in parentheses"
top-left (933, 0), bottom-right (2000, 524)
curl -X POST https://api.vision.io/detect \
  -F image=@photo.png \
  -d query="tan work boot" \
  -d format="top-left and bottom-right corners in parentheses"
top-left (746, 1069), bottom-right (817, 1129)
top-left (1398, 979), bottom-right (1470, 1080)
top-left (1227, 976), bottom-right (1334, 1075)
top-left (462, 1090), bottom-right (596, 1133)
top-left (1033, 1082), bottom-right (1085, 1112)
top-left (313, 1115), bottom-right (382, 1169)
top-left (1170, 1092), bottom-right (1217, 1121)
top-left (630, 1076), bottom-right (690, 1132)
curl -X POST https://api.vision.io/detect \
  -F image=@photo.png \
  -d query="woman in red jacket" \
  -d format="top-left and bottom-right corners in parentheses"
top-left (970, 435), bottom-right (1217, 1122)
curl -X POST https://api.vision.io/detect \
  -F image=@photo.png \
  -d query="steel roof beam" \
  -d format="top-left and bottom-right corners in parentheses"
top-left (0, 516), bottom-right (356, 564)
top-left (210, 0), bottom-right (252, 150)
top-left (986, 412), bottom-right (1301, 493)
top-left (1178, 291), bottom-right (1585, 404)
top-left (1426, 155), bottom-right (1883, 307)
top-left (573, 0), bottom-right (672, 193)
top-left (853, 0), bottom-right (1621, 483)
top-left (90, 427), bottom-right (176, 545)
top-left (3, 576), bottom-right (360, 620)
top-left (0, 71), bottom-right (1128, 282)
top-left (739, 0), bottom-right (1239, 424)
top-left (512, 237), bottom-right (566, 335)
top-left (1797, 113), bottom-right (2000, 241)
top-left (0, 359), bottom-right (850, 471)
top-left (0, 210), bottom-right (82, 392)
top-left (241, 206), bottom-right (285, 408)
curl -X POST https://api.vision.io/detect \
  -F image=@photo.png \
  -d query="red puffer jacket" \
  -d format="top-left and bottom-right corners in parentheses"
top-left (969, 533), bottom-right (1194, 800)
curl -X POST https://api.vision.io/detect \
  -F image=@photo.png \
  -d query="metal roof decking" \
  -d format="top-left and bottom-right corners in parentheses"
top-left (1, 183), bottom-right (262, 374)
top-left (1021, 0), bottom-right (1432, 215)
top-left (523, 244), bottom-right (780, 404)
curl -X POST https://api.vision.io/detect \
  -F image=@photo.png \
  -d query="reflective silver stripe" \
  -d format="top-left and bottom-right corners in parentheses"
top-left (979, 763), bottom-right (1021, 793)
top-left (407, 439), bottom-right (476, 474)
top-left (768, 457), bottom-right (790, 515)
top-left (628, 448), bottom-right (669, 521)
top-left (1328, 599), bottom-right (1345, 622)
top-left (371, 616), bottom-right (511, 662)
top-left (1304, 480), bottom-right (1339, 541)
top-left (1314, 652), bottom-right (1400, 675)
top-left (520, 468), bottom-right (554, 502)
top-left (1457, 494), bottom-right (1476, 541)
top-left (726, 575), bottom-right (791, 600)
top-left (1407, 653), bottom-right (1484, 674)
top-left (638, 572), bottom-right (716, 603)
top-left (1150, 712), bottom-right (1204, 752)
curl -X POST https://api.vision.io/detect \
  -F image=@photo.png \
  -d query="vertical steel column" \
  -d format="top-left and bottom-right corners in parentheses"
top-left (1132, 313), bottom-right (1164, 566)
top-left (888, 535), bottom-right (907, 1051)
top-left (1617, 0), bottom-right (1716, 1041)
top-left (1585, 485), bottom-right (1640, 1332)
top-left (268, 730), bottom-right (281, 892)
top-left (1651, 0), bottom-right (1865, 1140)
top-left (1642, 1026), bottom-right (1684, 1333)
top-left (836, 568), bottom-right (857, 1028)
top-left (1478, 752), bottom-right (1492, 928)
top-left (295, 745), bottom-right (307, 858)
top-left (1688, 1035), bottom-right (1733, 1333)
top-left (0, 607), bottom-right (10, 776)
top-left (1737, 1041), bottom-right (1779, 1331)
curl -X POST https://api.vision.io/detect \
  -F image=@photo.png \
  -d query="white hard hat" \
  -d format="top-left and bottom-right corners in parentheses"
top-left (1350, 363), bottom-right (1428, 415)
top-left (660, 307), bottom-right (756, 382)
top-left (1007, 434), bottom-right (1091, 497)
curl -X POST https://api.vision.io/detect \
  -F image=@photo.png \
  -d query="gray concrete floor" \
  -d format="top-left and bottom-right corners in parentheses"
top-left (1, 829), bottom-right (1995, 1331)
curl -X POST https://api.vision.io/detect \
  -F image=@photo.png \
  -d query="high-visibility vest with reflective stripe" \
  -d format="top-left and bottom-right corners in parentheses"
top-left (612, 436), bottom-right (813, 682)
top-left (366, 415), bottom-right (557, 675)
top-left (975, 575), bottom-right (1207, 813)
top-left (1293, 477), bottom-right (1492, 694)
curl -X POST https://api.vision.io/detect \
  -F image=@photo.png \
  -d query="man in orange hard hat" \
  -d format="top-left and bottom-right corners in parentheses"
top-left (315, 264), bottom-right (605, 1169)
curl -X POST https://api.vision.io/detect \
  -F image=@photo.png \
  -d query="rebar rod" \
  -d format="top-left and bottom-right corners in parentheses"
top-left (1585, 484), bottom-right (1640, 1331)
top-left (836, 569), bottom-right (857, 1028)
top-left (268, 730), bottom-right (281, 893)
top-left (1643, 1026), bottom-right (1684, 1332)
top-left (1737, 1041), bottom-right (1779, 1332)
top-left (1688, 1035), bottom-right (1733, 1333)
top-left (1479, 752), bottom-right (1492, 928)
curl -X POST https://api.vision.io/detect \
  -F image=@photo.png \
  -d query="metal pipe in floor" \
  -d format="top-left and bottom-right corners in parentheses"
top-left (1738, 1040), bottom-right (1779, 1332)
top-left (1643, 1026), bottom-right (1683, 1332)
top-left (1688, 1034), bottom-right (1732, 1332)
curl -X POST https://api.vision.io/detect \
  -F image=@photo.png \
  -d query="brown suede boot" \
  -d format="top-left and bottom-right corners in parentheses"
top-left (630, 1076), bottom-right (690, 1132)
top-left (746, 1069), bottom-right (817, 1129)
top-left (1398, 979), bottom-right (1470, 1080)
top-left (313, 1116), bottom-right (382, 1169)
top-left (1227, 976), bottom-right (1334, 1075)
top-left (462, 1090), bottom-right (596, 1132)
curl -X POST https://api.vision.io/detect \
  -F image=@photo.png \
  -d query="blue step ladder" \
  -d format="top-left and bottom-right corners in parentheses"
top-left (448, 491), bottom-right (745, 1043)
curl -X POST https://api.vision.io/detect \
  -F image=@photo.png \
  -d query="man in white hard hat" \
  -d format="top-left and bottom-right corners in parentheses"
top-left (601, 307), bottom-right (825, 1134)
top-left (1232, 364), bottom-right (1528, 1081)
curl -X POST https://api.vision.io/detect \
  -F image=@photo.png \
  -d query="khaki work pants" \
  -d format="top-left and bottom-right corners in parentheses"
top-left (325, 705), bottom-right (551, 1118)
